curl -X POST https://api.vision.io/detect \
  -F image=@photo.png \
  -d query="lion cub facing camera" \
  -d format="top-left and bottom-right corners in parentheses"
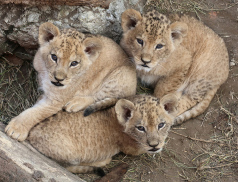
top-left (28, 95), bottom-right (178, 175)
top-left (120, 9), bottom-right (229, 125)
top-left (6, 22), bottom-right (136, 141)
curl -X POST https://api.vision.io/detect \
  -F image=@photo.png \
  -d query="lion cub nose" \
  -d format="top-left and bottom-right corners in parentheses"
top-left (141, 58), bottom-right (151, 64)
top-left (148, 141), bottom-right (159, 148)
top-left (54, 76), bottom-right (64, 82)
top-left (54, 71), bottom-right (66, 82)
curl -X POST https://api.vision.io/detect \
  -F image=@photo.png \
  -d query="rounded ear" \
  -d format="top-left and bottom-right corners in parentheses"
top-left (160, 93), bottom-right (178, 116)
top-left (115, 99), bottom-right (135, 126)
top-left (83, 37), bottom-right (102, 61)
top-left (170, 22), bottom-right (188, 45)
top-left (38, 22), bottom-right (60, 45)
top-left (121, 9), bottom-right (142, 32)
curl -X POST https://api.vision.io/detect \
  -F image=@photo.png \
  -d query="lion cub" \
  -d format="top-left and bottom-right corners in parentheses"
top-left (6, 22), bottom-right (136, 141)
top-left (120, 9), bottom-right (229, 125)
top-left (28, 95), bottom-right (178, 175)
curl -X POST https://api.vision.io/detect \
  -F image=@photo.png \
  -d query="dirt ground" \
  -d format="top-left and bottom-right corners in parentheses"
top-left (0, 0), bottom-right (237, 182)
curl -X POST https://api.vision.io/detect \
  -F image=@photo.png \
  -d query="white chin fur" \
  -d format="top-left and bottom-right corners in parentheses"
top-left (136, 64), bottom-right (151, 72)
top-left (147, 148), bottom-right (163, 154)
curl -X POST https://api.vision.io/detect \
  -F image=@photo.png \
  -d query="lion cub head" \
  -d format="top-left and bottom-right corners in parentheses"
top-left (116, 94), bottom-right (178, 153)
top-left (38, 22), bottom-right (102, 87)
top-left (120, 9), bottom-right (188, 72)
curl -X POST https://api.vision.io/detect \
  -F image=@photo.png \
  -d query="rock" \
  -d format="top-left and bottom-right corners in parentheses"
top-left (230, 58), bottom-right (236, 67)
top-left (0, 0), bottom-right (146, 59)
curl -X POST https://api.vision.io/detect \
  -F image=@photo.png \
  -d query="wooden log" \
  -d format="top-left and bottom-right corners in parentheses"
top-left (0, 123), bottom-right (85, 182)
top-left (0, 0), bottom-right (112, 8)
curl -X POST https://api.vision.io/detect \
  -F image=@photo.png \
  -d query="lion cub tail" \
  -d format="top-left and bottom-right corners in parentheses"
top-left (174, 88), bottom-right (218, 125)
top-left (84, 98), bottom-right (118, 117)
top-left (66, 166), bottom-right (105, 176)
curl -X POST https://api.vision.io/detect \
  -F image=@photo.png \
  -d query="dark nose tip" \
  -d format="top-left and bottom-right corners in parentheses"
top-left (141, 58), bottom-right (151, 64)
top-left (149, 143), bottom-right (158, 148)
top-left (54, 76), bottom-right (64, 82)
top-left (148, 140), bottom-right (159, 148)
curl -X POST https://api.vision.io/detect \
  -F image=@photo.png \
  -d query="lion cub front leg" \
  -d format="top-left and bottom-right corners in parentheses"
top-left (64, 96), bottom-right (94, 112)
top-left (5, 96), bottom-right (62, 141)
top-left (154, 73), bottom-right (186, 98)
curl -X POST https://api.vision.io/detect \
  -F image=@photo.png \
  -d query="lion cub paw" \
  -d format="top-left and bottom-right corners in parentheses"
top-left (64, 97), bottom-right (94, 113)
top-left (5, 117), bottom-right (29, 141)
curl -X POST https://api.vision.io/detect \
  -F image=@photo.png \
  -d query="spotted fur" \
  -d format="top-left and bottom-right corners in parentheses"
top-left (120, 9), bottom-right (229, 125)
top-left (6, 22), bottom-right (137, 141)
top-left (28, 95), bottom-right (178, 175)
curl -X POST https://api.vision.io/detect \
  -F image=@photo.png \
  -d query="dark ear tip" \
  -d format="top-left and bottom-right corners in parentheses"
top-left (84, 47), bottom-right (92, 54)
top-left (124, 107), bottom-right (132, 120)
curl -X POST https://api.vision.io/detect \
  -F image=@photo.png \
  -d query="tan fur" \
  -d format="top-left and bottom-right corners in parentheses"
top-left (120, 9), bottom-right (229, 125)
top-left (5, 22), bottom-right (137, 141)
top-left (28, 95), bottom-right (178, 174)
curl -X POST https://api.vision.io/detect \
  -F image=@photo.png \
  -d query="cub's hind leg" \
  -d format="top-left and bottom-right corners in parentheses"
top-left (66, 166), bottom-right (105, 176)
top-left (66, 158), bottom-right (111, 176)
top-left (154, 71), bottom-right (188, 98)
top-left (80, 158), bottom-right (111, 167)
top-left (174, 87), bottom-right (218, 125)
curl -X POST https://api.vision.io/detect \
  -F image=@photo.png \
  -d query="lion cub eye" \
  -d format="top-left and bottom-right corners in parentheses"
top-left (155, 44), bottom-right (164, 49)
top-left (136, 126), bottom-right (145, 132)
top-left (158, 123), bottom-right (165, 129)
top-left (136, 38), bottom-right (144, 46)
top-left (70, 61), bottom-right (79, 67)
top-left (51, 54), bottom-right (57, 62)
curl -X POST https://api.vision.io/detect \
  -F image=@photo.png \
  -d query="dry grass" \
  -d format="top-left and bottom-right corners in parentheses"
top-left (0, 57), bottom-right (39, 124)
top-left (144, 0), bottom-right (238, 19)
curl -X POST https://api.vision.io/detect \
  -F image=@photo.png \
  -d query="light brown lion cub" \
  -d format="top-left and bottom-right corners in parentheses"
top-left (120, 9), bottom-right (229, 125)
top-left (5, 22), bottom-right (136, 141)
top-left (28, 95), bottom-right (178, 175)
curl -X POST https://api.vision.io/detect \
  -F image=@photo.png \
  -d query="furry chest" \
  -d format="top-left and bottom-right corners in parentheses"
top-left (139, 74), bottom-right (160, 87)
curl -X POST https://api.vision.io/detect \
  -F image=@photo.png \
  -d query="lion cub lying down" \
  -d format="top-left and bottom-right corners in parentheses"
top-left (6, 22), bottom-right (136, 141)
top-left (28, 95), bottom-right (178, 175)
top-left (120, 9), bottom-right (229, 125)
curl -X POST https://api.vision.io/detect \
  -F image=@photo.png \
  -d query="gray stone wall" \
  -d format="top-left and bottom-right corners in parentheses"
top-left (0, 0), bottom-right (146, 59)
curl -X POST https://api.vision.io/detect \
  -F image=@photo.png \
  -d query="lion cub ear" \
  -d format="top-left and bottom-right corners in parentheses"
top-left (115, 99), bottom-right (135, 126)
top-left (160, 93), bottom-right (178, 117)
top-left (83, 37), bottom-right (102, 61)
top-left (38, 22), bottom-right (60, 45)
top-left (121, 9), bottom-right (142, 32)
top-left (170, 22), bottom-right (188, 45)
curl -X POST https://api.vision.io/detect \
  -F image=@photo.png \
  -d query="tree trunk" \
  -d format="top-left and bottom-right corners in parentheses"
top-left (0, 123), bottom-right (84, 182)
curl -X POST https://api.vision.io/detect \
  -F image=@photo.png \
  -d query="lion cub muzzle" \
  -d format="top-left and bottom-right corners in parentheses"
top-left (51, 70), bottom-right (67, 87)
top-left (141, 58), bottom-right (151, 68)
